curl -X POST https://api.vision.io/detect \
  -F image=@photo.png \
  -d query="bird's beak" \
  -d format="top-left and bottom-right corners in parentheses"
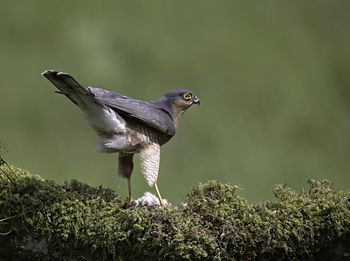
top-left (192, 96), bottom-right (200, 105)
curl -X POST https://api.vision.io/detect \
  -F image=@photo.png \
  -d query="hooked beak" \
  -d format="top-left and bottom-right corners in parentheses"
top-left (192, 96), bottom-right (200, 105)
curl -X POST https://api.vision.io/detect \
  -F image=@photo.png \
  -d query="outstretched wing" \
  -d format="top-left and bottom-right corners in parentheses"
top-left (89, 87), bottom-right (176, 136)
top-left (43, 70), bottom-right (175, 136)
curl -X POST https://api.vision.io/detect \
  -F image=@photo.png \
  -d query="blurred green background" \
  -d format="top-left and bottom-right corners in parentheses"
top-left (1, 1), bottom-right (349, 203)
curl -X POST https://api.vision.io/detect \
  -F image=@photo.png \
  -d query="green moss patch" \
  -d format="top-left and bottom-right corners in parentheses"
top-left (0, 165), bottom-right (349, 260)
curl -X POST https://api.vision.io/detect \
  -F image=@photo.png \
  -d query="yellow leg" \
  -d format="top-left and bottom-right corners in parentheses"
top-left (154, 182), bottom-right (164, 206)
top-left (127, 178), bottom-right (132, 203)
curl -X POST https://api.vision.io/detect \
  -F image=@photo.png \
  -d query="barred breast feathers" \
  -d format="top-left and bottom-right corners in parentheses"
top-left (139, 142), bottom-right (160, 187)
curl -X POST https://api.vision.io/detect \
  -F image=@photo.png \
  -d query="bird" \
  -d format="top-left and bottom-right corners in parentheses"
top-left (42, 70), bottom-right (200, 205)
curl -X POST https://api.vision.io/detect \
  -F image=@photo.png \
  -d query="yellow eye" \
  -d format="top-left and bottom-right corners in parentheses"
top-left (182, 93), bottom-right (192, 100)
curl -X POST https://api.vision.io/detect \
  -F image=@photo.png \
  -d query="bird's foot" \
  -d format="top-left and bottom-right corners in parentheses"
top-left (128, 195), bottom-right (133, 203)
top-left (154, 183), bottom-right (165, 206)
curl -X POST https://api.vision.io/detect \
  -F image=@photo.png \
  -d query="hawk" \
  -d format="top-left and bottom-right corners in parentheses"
top-left (42, 70), bottom-right (199, 205)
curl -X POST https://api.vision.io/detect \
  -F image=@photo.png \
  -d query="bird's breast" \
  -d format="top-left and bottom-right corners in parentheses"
top-left (126, 121), bottom-right (173, 147)
top-left (96, 124), bottom-right (172, 153)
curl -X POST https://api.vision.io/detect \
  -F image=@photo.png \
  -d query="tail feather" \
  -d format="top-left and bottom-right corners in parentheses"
top-left (42, 70), bottom-right (97, 108)
top-left (42, 70), bottom-right (127, 138)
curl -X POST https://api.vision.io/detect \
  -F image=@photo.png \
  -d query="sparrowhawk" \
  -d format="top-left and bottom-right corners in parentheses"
top-left (42, 70), bottom-right (200, 205)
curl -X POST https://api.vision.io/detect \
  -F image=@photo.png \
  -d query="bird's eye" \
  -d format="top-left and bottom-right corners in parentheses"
top-left (182, 93), bottom-right (192, 101)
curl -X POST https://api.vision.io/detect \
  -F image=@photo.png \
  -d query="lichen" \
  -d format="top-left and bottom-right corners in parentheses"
top-left (0, 165), bottom-right (349, 260)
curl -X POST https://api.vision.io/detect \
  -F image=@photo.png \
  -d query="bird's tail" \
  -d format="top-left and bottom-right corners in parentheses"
top-left (42, 70), bottom-right (127, 139)
top-left (42, 70), bottom-right (99, 110)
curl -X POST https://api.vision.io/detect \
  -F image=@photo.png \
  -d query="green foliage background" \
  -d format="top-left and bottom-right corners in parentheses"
top-left (1, 1), bottom-right (349, 202)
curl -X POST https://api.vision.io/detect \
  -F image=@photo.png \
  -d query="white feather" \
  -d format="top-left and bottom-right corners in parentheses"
top-left (133, 192), bottom-right (169, 206)
top-left (87, 107), bottom-right (126, 135)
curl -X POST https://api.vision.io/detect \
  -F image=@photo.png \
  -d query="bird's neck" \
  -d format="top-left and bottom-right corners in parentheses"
top-left (150, 96), bottom-right (186, 129)
top-left (171, 106), bottom-right (186, 129)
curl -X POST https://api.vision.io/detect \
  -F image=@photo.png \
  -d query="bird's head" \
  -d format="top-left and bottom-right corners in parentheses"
top-left (164, 89), bottom-right (200, 110)
top-left (160, 89), bottom-right (200, 127)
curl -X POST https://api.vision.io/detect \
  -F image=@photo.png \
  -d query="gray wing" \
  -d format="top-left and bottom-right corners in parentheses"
top-left (89, 87), bottom-right (176, 136)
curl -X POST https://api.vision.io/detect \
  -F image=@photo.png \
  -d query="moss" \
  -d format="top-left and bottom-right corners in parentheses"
top-left (0, 165), bottom-right (349, 260)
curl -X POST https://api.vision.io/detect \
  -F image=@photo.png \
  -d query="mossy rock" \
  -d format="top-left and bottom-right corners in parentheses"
top-left (0, 165), bottom-right (349, 260)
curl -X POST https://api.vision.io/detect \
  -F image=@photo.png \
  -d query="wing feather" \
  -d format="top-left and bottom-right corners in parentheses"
top-left (42, 71), bottom-right (175, 136)
top-left (89, 87), bottom-right (176, 136)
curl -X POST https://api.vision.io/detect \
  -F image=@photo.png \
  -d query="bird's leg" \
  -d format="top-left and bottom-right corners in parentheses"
top-left (118, 153), bottom-right (134, 203)
top-left (154, 182), bottom-right (164, 206)
top-left (139, 143), bottom-right (163, 205)
top-left (127, 178), bottom-right (132, 203)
